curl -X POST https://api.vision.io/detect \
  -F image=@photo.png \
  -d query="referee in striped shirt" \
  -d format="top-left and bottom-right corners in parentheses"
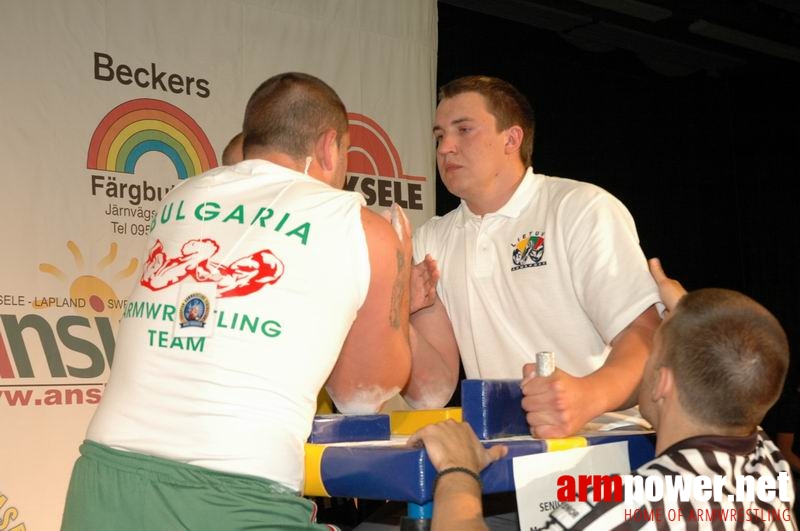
top-left (410, 258), bottom-right (796, 530)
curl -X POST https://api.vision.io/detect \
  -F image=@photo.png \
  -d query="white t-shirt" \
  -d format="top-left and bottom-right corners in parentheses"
top-left (88, 160), bottom-right (370, 491)
top-left (413, 168), bottom-right (659, 379)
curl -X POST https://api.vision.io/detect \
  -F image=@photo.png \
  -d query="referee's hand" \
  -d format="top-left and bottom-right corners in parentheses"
top-left (407, 419), bottom-right (507, 473)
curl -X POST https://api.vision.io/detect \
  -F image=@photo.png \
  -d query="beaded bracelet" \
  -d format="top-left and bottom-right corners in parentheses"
top-left (434, 466), bottom-right (482, 492)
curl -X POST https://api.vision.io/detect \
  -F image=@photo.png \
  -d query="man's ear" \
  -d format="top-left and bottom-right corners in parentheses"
top-left (314, 129), bottom-right (339, 172)
top-left (653, 366), bottom-right (674, 402)
top-left (504, 125), bottom-right (524, 155)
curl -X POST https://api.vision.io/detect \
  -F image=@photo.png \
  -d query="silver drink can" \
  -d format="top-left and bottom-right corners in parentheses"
top-left (536, 351), bottom-right (556, 377)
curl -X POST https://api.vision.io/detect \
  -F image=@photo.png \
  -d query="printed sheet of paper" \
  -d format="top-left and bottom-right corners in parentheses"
top-left (513, 442), bottom-right (629, 531)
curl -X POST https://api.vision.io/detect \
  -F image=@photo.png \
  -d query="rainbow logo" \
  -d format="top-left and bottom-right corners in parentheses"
top-left (347, 113), bottom-right (426, 182)
top-left (87, 98), bottom-right (217, 179)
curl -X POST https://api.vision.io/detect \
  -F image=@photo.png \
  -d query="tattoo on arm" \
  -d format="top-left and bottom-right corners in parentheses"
top-left (389, 249), bottom-right (406, 329)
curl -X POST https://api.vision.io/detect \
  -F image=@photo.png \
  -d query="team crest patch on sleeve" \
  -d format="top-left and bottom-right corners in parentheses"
top-left (511, 231), bottom-right (546, 271)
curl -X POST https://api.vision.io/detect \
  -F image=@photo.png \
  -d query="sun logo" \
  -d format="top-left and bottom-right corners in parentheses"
top-left (37, 241), bottom-right (139, 320)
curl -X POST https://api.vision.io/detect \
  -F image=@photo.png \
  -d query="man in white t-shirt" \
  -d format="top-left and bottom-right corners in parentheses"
top-left (405, 75), bottom-right (661, 439)
top-left (61, 72), bottom-right (413, 531)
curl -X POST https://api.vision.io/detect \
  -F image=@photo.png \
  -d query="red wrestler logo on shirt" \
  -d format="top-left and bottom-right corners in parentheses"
top-left (140, 238), bottom-right (284, 297)
top-left (511, 231), bottom-right (547, 271)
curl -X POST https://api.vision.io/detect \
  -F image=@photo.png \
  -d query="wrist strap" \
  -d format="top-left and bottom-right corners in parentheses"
top-left (434, 466), bottom-right (482, 492)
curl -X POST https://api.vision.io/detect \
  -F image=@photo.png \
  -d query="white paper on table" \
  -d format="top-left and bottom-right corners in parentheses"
top-left (582, 406), bottom-right (653, 432)
top-left (512, 441), bottom-right (630, 531)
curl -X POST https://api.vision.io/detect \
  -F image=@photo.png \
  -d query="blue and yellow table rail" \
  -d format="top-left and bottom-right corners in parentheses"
top-left (304, 431), bottom-right (655, 504)
top-left (305, 379), bottom-right (656, 523)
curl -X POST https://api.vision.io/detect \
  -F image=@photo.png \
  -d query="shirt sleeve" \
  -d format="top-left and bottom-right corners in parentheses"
top-left (561, 187), bottom-right (660, 343)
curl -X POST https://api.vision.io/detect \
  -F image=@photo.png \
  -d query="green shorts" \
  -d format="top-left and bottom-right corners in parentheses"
top-left (61, 440), bottom-right (339, 531)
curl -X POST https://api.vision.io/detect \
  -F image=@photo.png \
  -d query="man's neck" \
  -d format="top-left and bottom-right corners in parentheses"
top-left (655, 409), bottom-right (754, 454)
top-left (246, 149), bottom-right (334, 185)
top-left (465, 165), bottom-right (528, 216)
top-left (254, 151), bottom-right (305, 173)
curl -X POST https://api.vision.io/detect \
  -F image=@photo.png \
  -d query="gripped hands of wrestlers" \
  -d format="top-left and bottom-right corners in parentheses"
top-left (410, 253), bottom-right (439, 314)
top-left (648, 257), bottom-right (687, 313)
top-left (407, 419), bottom-right (508, 473)
top-left (520, 363), bottom-right (591, 439)
top-left (381, 202), bottom-right (413, 271)
top-left (380, 203), bottom-right (439, 314)
top-left (381, 202), bottom-right (412, 248)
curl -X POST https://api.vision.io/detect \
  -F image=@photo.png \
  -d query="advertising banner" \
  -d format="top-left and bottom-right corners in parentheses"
top-left (0, 1), bottom-right (437, 527)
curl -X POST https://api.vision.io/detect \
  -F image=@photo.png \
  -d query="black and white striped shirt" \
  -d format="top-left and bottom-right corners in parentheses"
top-left (542, 429), bottom-right (796, 530)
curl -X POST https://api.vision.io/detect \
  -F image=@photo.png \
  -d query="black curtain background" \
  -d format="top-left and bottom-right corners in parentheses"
top-left (436, 3), bottom-right (800, 430)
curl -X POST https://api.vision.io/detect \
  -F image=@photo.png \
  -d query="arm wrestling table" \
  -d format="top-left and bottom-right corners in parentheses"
top-left (304, 430), bottom-right (656, 528)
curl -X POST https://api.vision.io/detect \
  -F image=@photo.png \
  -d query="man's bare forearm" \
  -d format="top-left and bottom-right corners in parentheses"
top-left (403, 323), bottom-right (460, 409)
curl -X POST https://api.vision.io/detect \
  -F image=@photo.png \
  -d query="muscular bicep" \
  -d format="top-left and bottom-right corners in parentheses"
top-left (326, 207), bottom-right (411, 413)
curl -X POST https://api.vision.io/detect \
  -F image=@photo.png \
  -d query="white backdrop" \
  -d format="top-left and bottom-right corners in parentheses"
top-left (0, 1), bottom-right (437, 528)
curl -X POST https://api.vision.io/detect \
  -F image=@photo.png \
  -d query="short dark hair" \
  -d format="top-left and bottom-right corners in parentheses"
top-left (243, 72), bottom-right (348, 159)
top-left (438, 75), bottom-right (535, 167)
top-left (661, 288), bottom-right (789, 428)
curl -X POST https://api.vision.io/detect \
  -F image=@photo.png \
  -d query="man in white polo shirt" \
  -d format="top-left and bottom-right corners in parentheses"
top-left (410, 258), bottom-right (795, 530)
top-left (404, 75), bottom-right (661, 441)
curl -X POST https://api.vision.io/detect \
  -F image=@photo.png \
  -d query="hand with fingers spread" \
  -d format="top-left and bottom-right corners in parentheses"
top-left (410, 254), bottom-right (440, 314)
top-left (408, 420), bottom-right (506, 531)
top-left (407, 419), bottom-right (507, 473)
top-left (381, 204), bottom-right (440, 315)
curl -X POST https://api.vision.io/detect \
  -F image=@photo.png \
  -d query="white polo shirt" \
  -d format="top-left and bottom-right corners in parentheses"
top-left (414, 168), bottom-right (660, 379)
